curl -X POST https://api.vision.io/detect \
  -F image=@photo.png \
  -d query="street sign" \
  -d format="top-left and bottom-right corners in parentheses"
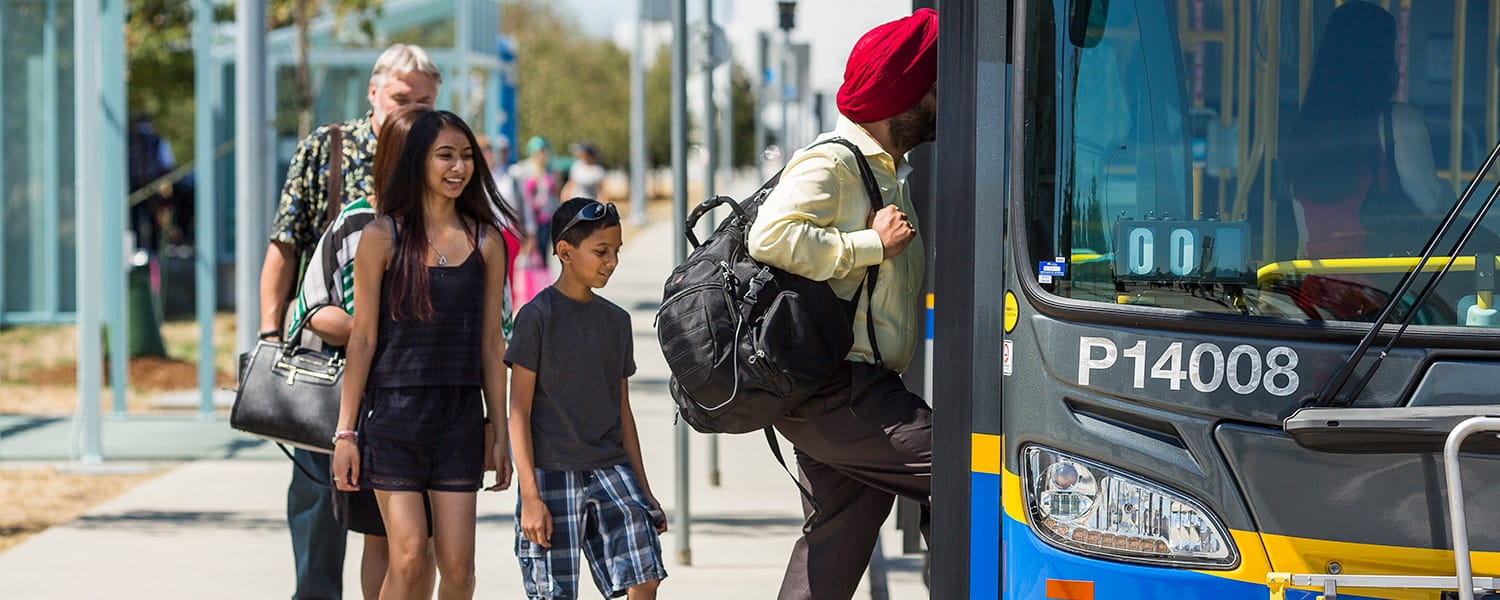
top-left (693, 21), bottom-right (729, 68)
top-left (642, 0), bottom-right (671, 22)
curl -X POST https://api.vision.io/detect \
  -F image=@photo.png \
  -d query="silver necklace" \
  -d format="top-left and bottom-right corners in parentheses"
top-left (435, 246), bottom-right (449, 266)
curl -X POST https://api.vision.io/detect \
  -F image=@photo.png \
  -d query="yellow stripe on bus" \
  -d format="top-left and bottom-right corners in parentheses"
top-left (971, 433), bottom-right (1001, 474)
top-left (985, 444), bottom-right (1498, 597)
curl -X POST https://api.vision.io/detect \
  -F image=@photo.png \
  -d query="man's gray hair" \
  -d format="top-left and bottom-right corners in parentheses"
top-left (370, 43), bottom-right (443, 88)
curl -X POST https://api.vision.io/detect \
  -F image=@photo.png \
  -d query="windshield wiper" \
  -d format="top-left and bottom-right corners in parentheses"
top-left (1310, 137), bottom-right (1500, 408)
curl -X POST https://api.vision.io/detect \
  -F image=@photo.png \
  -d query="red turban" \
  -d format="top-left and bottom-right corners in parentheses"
top-left (836, 8), bottom-right (939, 123)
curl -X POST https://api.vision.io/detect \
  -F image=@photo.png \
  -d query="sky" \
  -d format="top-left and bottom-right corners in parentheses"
top-left (552, 0), bottom-right (917, 97)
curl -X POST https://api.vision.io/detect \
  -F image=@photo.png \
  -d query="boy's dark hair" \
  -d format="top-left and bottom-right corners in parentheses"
top-left (551, 197), bottom-right (621, 253)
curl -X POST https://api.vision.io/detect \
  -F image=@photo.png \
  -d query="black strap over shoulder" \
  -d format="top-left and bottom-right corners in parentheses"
top-left (758, 136), bottom-right (888, 513)
top-left (807, 136), bottom-right (886, 366)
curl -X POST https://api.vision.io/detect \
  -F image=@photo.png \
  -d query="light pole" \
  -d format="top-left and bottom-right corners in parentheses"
top-left (671, 0), bottom-right (693, 567)
top-left (777, 2), bottom-right (796, 152)
top-left (631, 0), bottom-right (650, 227)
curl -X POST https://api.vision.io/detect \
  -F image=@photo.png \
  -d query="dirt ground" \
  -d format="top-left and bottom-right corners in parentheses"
top-left (0, 314), bottom-right (233, 555)
top-left (0, 467), bottom-right (162, 554)
top-left (0, 314), bottom-right (237, 414)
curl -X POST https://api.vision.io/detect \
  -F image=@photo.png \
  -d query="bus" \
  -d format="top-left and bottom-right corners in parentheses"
top-left (925, 1), bottom-right (1500, 598)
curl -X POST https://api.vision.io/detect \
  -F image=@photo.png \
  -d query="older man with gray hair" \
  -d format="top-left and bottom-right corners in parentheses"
top-left (256, 43), bottom-right (442, 600)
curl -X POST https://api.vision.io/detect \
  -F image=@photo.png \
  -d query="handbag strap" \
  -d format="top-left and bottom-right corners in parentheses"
top-left (280, 443), bottom-right (336, 490)
top-left (321, 125), bottom-right (345, 235)
top-left (282, 301), bottom-right (342, 354)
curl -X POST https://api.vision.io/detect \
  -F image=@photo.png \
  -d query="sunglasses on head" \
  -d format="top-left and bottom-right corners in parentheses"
top-left (556, 201), bottom-right (618, 241)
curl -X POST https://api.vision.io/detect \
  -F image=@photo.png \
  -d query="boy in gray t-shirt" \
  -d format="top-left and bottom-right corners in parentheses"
top-left (504, 198), bottom-right (668, 599)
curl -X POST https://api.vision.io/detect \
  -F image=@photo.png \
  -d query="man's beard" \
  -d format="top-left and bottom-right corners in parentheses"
top-left (888, 101), bottom-right (937, 152)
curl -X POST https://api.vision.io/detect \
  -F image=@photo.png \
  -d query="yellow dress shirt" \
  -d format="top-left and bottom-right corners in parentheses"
top-left (747, 117), bottom-right (926, 373)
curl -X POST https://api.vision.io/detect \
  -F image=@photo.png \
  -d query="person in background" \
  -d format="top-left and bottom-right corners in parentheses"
top-left (256, 43), bottom-right (442, 600)
top-left (745, 9), bottom-right (938, 600)
top-left (482, 134), bottom-right (526, 225)
top-left (518, 136), bottom-right (560, 268)
top-left (332, 107), bottom-right (518, 599)
top-left (563, 141), bottom-right (605, 200)
top-left (127, 113), bottom-right (175, 253)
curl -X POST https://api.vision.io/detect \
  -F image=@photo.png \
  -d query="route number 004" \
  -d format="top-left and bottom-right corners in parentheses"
top-left (1077, 337), bottom-right (1300, 397)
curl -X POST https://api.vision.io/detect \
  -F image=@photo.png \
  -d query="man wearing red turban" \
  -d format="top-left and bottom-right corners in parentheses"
top-left (746, 8), bottom-right (938, 600)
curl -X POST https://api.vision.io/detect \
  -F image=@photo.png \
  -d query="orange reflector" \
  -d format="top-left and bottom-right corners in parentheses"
top-left (1045, 579), bottom-right (1095, 600)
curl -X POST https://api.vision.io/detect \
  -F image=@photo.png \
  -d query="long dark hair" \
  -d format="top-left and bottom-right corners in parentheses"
top-left (1285, 1), bottom-right (1399, 204)
top-left (374, 107), bottom-right (522, 320)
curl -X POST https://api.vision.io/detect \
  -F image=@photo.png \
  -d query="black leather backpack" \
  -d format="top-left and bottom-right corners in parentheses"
top-left (657, 137), bottom-right (883, 434)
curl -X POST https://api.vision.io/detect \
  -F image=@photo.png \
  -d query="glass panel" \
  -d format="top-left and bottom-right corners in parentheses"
top-left (2, 0), bottom-right (76, 320)
top-left (1025, 0), bottom-right (1500, 327)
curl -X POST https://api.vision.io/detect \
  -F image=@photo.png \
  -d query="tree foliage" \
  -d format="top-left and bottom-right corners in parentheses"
top-left (125, 0), bottom-right (216, 163)
top-left (124, 0), bottom-right (758, 170)
top-left (125, 0), bottom-right (381, 162)
top-left (502, 0), bottom-right (756, 170)
top-left (501, 0), bottom-right (633, 168)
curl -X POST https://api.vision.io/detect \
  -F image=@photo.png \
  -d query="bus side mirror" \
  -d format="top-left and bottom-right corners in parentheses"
top-left (1067, 0), bottom-right (1110, 48)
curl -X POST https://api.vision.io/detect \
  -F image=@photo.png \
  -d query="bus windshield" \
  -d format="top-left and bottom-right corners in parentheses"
top-left (1024, 0), bottom-right (1500, 326)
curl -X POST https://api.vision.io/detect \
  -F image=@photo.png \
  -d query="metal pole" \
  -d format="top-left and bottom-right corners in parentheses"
top-left (102, 0), bottom-right (129, 415)
top-left (235, 0), bottom-right (268, 354)
top-left (1442, 416), bottom-right (1500, 600)
top-left (42, 0), bottom-right (60, 323)
top-left (720, 46), bottom-right (733, 186)
top-left (755, 32), bottom-right (768, 181)
top-left (780, 29), bottom-right (790, 153)
top-left (701, 0), bottom-right (721, 488)
top-left (194, 0), bottom-right (219, 418)
top-left (631, 0), bottom-right (649, 226)
top-left (0, 2), bottom-right (7, 323)
top-left (867, 533), bottom-right (891, 600)
top-left (74, 0), bottom-right (104, 463)
top-left (671, 0), bottom-right (693, 566)
top-left (456, 0), bottom-right (472, 116)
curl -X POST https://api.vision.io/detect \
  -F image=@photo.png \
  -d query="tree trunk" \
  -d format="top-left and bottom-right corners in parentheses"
top-left (293, 0), bottom-right (316, 139)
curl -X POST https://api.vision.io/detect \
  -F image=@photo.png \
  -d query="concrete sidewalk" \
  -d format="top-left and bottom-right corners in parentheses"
top-left (0, 203), bottom-right (927, 599)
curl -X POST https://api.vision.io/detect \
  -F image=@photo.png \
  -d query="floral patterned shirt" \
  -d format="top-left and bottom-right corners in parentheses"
top-left (269, 111), bottom-right (379, 259)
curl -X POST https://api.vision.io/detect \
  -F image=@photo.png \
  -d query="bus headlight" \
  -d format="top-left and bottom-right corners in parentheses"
top-left (1023, 446), bottom-right (1238, 568)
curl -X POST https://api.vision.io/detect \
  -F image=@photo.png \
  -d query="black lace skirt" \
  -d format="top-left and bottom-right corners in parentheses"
top-left (358, 385), bottom-right (485, 492)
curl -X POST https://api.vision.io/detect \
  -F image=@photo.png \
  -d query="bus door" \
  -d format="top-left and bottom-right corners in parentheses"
top-left (982, 1), bottom-right (1500, 598)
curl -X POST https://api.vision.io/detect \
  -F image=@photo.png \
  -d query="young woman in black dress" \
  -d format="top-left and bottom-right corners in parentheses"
top-left (332, 106), bottom-right (518, 599)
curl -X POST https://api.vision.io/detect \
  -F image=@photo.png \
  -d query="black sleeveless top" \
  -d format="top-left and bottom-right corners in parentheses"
top-left (367, 217), bottom-right (486, 388)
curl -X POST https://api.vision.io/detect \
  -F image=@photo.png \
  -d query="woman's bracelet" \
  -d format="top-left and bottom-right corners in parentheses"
top-left (331, 430), bottom-right (358, 445)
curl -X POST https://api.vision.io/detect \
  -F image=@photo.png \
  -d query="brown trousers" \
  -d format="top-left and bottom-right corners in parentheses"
top-left (774, 362), bottom-right (933, 600)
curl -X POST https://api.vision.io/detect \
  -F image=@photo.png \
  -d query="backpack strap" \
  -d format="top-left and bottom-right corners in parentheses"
top-left (764, 427), bottom-right (822, 514)
top-left (808, 137), bottom-right (886, 366)
top-left (753, 138), bottom-right (893, 511)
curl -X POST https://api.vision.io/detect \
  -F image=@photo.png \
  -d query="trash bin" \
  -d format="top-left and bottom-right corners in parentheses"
top-left (128, 250), bottom-right (167, 357)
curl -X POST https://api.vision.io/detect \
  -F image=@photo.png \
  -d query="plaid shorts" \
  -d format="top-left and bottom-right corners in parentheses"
top-left (516, 464), bottom-right (668, 599)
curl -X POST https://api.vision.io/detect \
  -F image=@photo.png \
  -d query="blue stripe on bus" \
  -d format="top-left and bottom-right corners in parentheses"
top-left (926, 305), bottom-right (935, 340)
top-left (998, 512), bottom-right (1385, 600)
top-left (971, 471), bottom-right (1001, 598)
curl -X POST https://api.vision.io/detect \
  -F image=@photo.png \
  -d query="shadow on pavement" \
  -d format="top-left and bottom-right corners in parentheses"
top-left (73, 510), bottom-right (285, 533)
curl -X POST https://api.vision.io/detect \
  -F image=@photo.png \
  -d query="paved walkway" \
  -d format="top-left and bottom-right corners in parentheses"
top-left (0, 196), bottom-right (928, 598)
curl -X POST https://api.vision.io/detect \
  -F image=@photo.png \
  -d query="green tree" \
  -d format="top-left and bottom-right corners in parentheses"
top-left (268, 0), bottom-right (382, 138)
top-left (125, 0), bottom-right (382, 162)
top-left (501, 0), bottom-right (633, 167)
top-left (125, 0), bottom-right (217, 164)
top-left (643, 42), bottom-right (675, 168)
top-left (501, 0), bottom-right (759, 171)
top-left (729, 62), bottom-right (757, 168)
